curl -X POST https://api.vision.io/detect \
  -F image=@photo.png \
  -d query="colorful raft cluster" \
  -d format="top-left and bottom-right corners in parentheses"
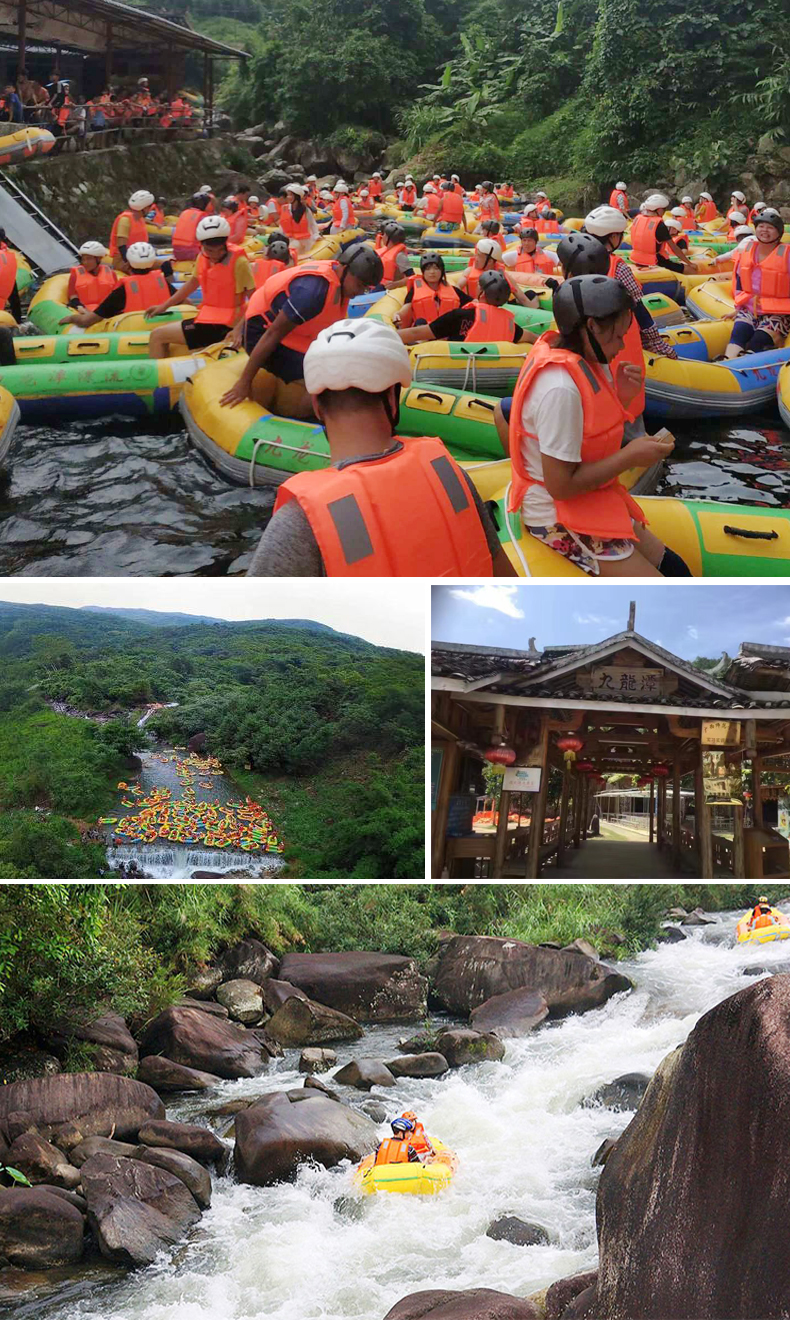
top-left (98, 753), bottom-right (283, 853)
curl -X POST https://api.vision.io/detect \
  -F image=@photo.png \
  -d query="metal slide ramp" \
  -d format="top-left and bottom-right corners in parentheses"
top-left (0, 169), bottom-right (79, 273)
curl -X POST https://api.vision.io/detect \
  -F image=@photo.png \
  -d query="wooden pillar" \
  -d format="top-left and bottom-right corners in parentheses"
top-left (657, 777), bottom-right (666, 848)
top-left (580, 776), bottom-right (590, 841)
top-left (752, 750), bottom-right (764, 828)
top-left (732, 801), bottom-right (745, 877)
top-left (672, 754), bottom-right (681, 868)
top-left (556, 768), bottom-right (571, 867)
top-left (572, 774), bottom-right (582, 848)
top-left (105, 25), bottom-right (113, 85)
top-left (525, 712), bottom-right (550, 878)
top-left (696, 757), bottom-right (713, 878)
top-left (431, 740), bottom-right (458, 877)
top-left (649, 779), bottom-right (655, 844)
top-left (18, 0), bottom-right (26, 74)
top-left (493, 787), bottom-right (511, 878)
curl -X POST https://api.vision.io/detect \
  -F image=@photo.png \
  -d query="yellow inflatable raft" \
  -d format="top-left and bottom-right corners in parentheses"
top-left (0, 383), bottom-right (20, 464)
top-left (685, 278), bottom-right (736, 321)
top-left (354, 1139), bottom-right (458, 1195)
top-left (736, 909), bottom-right (790, 944)
top-left (779, 363), bottom-right (790, 431)
top-left (28, 273), bottom-right (197, 336)
top-left (0, 126), bottom-right (55, 165)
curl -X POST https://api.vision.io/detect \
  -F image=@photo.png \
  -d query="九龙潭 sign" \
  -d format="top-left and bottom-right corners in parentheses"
top-left (589, 666), bottom-right (664, 697)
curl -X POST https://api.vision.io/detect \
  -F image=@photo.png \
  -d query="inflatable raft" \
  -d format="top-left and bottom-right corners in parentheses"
top-left (28, 273), bottom-right (198, 335)
top-left (0, 126), bottom-right (55, 165)
top-left (0, 384), bottom-right (20, 464)
top-left (779, 364), bottom-right (790, 431)
top-left (0, 351), bottom-right (210, 420)
top-left (354, 1139), bottom-right (458, 1195)
top-left (646, 321), bottom-right (790, 417)
top-left (467, 459), bottom-right (790, 577)
top-left (686, 279), bottom-right (736, 321)
top-left (736, 909), bottom-right (790, 944)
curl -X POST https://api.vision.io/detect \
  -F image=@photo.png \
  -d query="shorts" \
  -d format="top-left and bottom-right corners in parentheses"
top-left (253, 369), bottom-right (310, 417)
top-left (526, 523), bottom-right (635, 576)
top-left (172, 244), bottom-right (199, 262)
top-left (500, 396), bottom-right (513, 423)
top-left (732, 311), bottom-right (790, 343)
top-left (181, 319), bottom-right (231, 350)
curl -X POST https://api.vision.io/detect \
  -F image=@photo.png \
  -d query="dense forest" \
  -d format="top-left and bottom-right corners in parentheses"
top-left (206, 0), bottom-right (789, 203)
top-left (0, 603), bottom-right (423, 879)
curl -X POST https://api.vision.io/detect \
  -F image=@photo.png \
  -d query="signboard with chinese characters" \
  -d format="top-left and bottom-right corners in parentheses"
top-left (702, 750), bottom-right (743, 805)
top-left (702, 720), bottom-right (741, 747)
top-left (503, 766), bottom-right (542, 793)
top-left (778, 797), bottom-right (790, 843)
top-left (586, 666), bottom-right (666, 697)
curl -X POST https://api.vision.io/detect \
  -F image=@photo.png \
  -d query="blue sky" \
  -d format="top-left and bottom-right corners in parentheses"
top-left (432, 585), bottom-right (790, 661)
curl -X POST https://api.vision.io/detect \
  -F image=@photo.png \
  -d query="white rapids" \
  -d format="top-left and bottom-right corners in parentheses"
top-left (28, 905), bottom-right (790, 1319)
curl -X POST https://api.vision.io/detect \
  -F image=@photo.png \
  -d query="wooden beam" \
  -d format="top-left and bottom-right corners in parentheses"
top-left (457, 692), bottom-right (790, 721)
top-left (525, 712), bottom-right (550, 878)
top-left (696, 758), bottom-right (713, 878)
top-left (581, 775), bottom-right (590, 842)
top-left (18, 0), bottom-right (26, 71)
top-left (752, 753), bottom-right (764, 828)
top-left (572, 774), bottom-right (582, 848)
top-left (649, 778), bottom-right (655, 844)
top-left (672, 754), bottom-right (681, 867)
top-left (732, 803), bottom-right (745, 877)
top-left (556, 768), bottom-right (571, 867)
top-left (493, 789), bottom-right (511, 878)
top-left (431, 740), bottom-right (458, 877)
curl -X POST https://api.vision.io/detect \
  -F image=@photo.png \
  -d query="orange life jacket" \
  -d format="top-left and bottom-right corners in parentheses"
top-left (425, 195), bottom-right (442, 221)
top-left (56, 92), bottom-right (72, 127)
top-left (697, 200), bottom-right (718, 223)
top-left (751, 910), bottom-right (776, 929)
top-left (629, 214), bottom-right (661, 267)
top-left (376, 241), bottom-right (408, 282)
top-left (536, 217), bottom-right (561, 235)
top-left (332, 198), bottom-right (357, 228)
top-left (513, 247), bottom-right (554, 275)
top-left (109, 210), bottom-right (148, 261)
top-left (70, 262), bottom-right (116, 310)
top-left (680, 207), bottom-right (697, 230)
top-left (120, 269), bottom-right (171, 312)
top-left (608, 256), bottom-right (646, 417)
top-left (149, 206), bottom-right (165, 227)
top-left (410, 275), bottom-right (459, 324)
top-left (280, 202), bottom-right (311, 241)
top-left (508, 333), bottom-right (646, 538)
top-left (195, 247), bottom-right (246, 325)
top-left (465, 300), bottom-right (516, 343)
top-left (228, 204), bottom-right (248, 246)
top-left (274, 437), bottom-right (494, 576)
top-left (734, 239), bottom-right (790, 314)
top-left (0, 249), bottom-right (17, 306)
top-left (453, 182), bottom-right (465, 197)
top-left (609, 188), bottom-right (628, 211)
top-left (464, 261), bottom-right (504, 299)
top-left (173, 207), bottom-right (205, 250)
top-left (368, 179), bottom-right (383, 200)
top-left (439, 190), bottom-right (465, 225)
top-left (252, 256), bottom-right (287, 289)
top-left (726, 204), bottom-right (746, 223)
top-left (247, 260), bottom-right (347, 355)
top-left (408, 1122), bottom-right (432, 1155)
top-left (479, 193), bottom-right (500, 222)
top-left (400, 185), bottom-right (417, 207)
top-left (374, 1139), bottom-right (411, 1166)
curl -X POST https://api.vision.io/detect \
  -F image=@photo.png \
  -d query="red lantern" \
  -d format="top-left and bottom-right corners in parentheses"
top-left (484, 745), bottom-right (516, 767)
top-left (651, 765), bottom-right (670, 778)
top-left (637, 775), bottom-right (652, 788)
top-left (575, 761), bottom-right (594, 772)
top-left (556, 733), bottom-right (584, 771)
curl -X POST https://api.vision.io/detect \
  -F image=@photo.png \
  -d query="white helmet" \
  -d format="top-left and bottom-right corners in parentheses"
top-left (248, 195), bottom-right (259, 204)
top-left (699, 191), bottom-right (713, 201)
top-left (670, 206), bottom-right (686, 219)
top-left (451, 173), bottom-right (460, 182)
top-left (303, 318), bottom-right (412, 395)
top-left (643, 193), bottom-right (670, 210)
top-left (196, 214), bottom-right (230, 242)
top-left (286, 182), bottom-right (305, 197)
top-left (423, 183), bottom-right (436, 194)
top-left (126, 241), bottom-right (158, 269)
top-left (615, 181), bottom-right (627, 190)
top-left (373, 171), bottom-right (382, 179)
top-left (476, 238), bottom-right (502, 261)
top-left (334, 180), bottom-right (349, 193)
top-left (681, 196), bottom-right (693, 204)
top-left (198, 184), bottom-right (214, 195)
top-left (79, 240), bottom-right (106, 258)
top-left (535, 190), bottom-right (547, 198)
top-left (734, 224), bottom-right (754, 239)
top-left (754, 201), bottom-right (767, 211)
top-left (360, 188), bottom-right (370, 197)
top-left (521, 204), bottom-right (538, 216)
top-left (306, 174), bottom-right (318, 183)
top-left (584, 205), bottom-right (628, 237)
top-left (129, 190), bottom-right (155, 211)
top-left (730, 190), bottom-right (746, 203)
top-left (396, 181), bottom-right (405, 188)
top-left (728, 211), bottom-right (747, 226)
top-left (320, 189), bottom-right (334, 202)
top-left (405, 175), bottom-right (414, 183)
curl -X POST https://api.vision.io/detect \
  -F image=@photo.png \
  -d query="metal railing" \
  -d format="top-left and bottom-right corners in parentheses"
top-left (0, 101), bottom-right (212, 152)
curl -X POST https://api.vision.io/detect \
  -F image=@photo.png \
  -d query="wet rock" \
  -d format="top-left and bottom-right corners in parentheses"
top-left (250, 1029), bottom-right (284, 1059)
top-left (178, 999), bottom-right (230, 1019)
top-left (263, 979), bottom-right (307, 1014)
top-left (33, 1185), bottom-right (87, 1214)
top-left (216, 939), bottom-right (279, 987)
top-left (136, 1120), bottom-right (225, 1165)
top-left (431, 936), bottom-right (633, 1017)
top-left (0, 1042), bottom-right (61, 1085)
top-left (277, 951), bottom-right (428, 1022)
top-left (470, 988), bottom-right (549, 1038)
top-left (0, 1074), bottom-right (164, 1151)
top-left (235, 1091), bottom-right (378, 1187)
top-left (563, 1282), bottom-right (598, 1318)
top-left (435, 1029), bottom-right (505, 1068)
top-left (70, 1136), bottom-right (139, 1166)
top-left (657, 926), bottom-right (687, 945)
top-left (562, 939), bottom-right (599, 960)
top-left (0, 1188), bottom-right (85, 1268)
top-left (136, 1056), bottom-right (222, 1094)
top-left (486, 1215), bottom-right (550, 1246)
top-left (134, 1146), bottom-right (212, 1210)
top-left (266, 996), bottom-right (363, 1048)
top-left (545, 1270), bottom-right (599, 1320)
top-left (303, 1076), bottom-right (340, 1100)
top-left (205, 1098), bottom-right (256, 1117)
top-left (585, 1073), bottom-right (651, 1112)
top-left (42, 1014), bottom-right (138, 1076)
top-left (597, 976), bottom-right (790, 1318)
top-left (184, 961), bottom-right (225, 997)
top-left (681, 909), bottom-right (714, 926)
top-left (397, 1029), bottom-right (438, 1054)
top-left (299, 1048), bottom-right (337, 1074)
top-left (357, 1099), bottom-right (388, 1122)
top-left (592, 1138), bottom-right (618, 1167)
top-left (333, 1060), bottom-right (396, 1090)
top-left (6, 1133), bottom-right (81, 1190)
top-left (665, 907), bottom-right (688, 920)
top-left (385, 1053), bottom-right (449, 1079)
top-left (385, 1288), bottom-right (540, 1319)
top-left (216, 979), bottom-right (265, 1025)
top-left (138, 1006), bottom-right (266, 1080)
top-left (80, 1153), bottom-right (201, 1267)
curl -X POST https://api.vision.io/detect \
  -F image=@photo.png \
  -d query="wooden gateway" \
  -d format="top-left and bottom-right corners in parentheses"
top-left (431, 616), bottom-right (790, 881)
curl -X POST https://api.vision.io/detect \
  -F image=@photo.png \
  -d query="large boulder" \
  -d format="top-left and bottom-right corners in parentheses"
top-left (385, 1053), bottom-right (449, 1079)
top-left (235, 1091), bottom-right (378, 1186)
top-left (545, 1271), bottom-right (599, 1320)
top-left (486, 1216), bottom-right (550, 1246)
top-left (431, 936), bottom-right (632, 1016)
top-left (6, 1132), bottom-right (81, 1190)
top-left (299, 1048), bottom-right (337, 1074)
top-left (385, 1289), bottom-right (540, 1320)
top-left (263, 979), bottom-right (307, 1014)
top-left (215, 979), bottom-right (265, 1025)
top-left (80, 1153), bottom-right (201, 1266)
top-left (276, 952), bottom-right (427, 1022)
top-left (585, 1073), bottom-right (650, 1112)
top-left (0, 1073), bottom-right (164, 1150)
top-left (265, 996), bottom-right (363, 1047)
top-left (333, 1059), bottom-right (395, 1090)
top-left (137, 1119), bottom-right (225, 1164)
top-left (70, 1136), bottom-right (139, 1165)
top-left (138, 1006), bottom-right (266, 1079)
top-left (0, 1041), bottom-right (61, 1084)
top-left (43, 1013), bottom-right (138, 1075)
top-left (136, 1056), bottom-right (222, 1094)
top-left (597, 976), bottom-right (790, 1318)
top-left (134, 1146), bottom-right (212, 1210)
top-left (216, 939), bottom-right (279, 986)
top-left (470, 988), bottom-right (549, 1038)
top-left (435, 1029), bottom-right (505, 1067)
top-left (0, 1188), bottom-right (85, 1268)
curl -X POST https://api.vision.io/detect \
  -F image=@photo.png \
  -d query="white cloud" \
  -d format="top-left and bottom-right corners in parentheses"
top-left (687, 625), bottom-right (699, 640)
top-left (774, 615), bottom-right (790, 629)
top-left (449, 585), bottom-right (524, 620)
top-left (574, 613), bottom-right (619, 629)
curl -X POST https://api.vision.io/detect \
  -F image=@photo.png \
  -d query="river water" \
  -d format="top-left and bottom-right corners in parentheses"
top-left (5, 904), bottom-right (788, 1319)
top-left (1, 411), bottom-right (789, 575)
top-left (105, 747), bottom-right (285, 879)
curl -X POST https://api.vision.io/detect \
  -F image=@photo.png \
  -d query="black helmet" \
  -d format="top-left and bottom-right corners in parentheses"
top-left (478, 270), bottom-right (512, 305)
top-left (156, 196), bottom-right (166, 204)
top-left (518, 226), bottom-right (539, 243)
top-left (267, 239), bottom-right (291, 262)
top-left (192, 192), bottom-right (210, 210)
top-left (387, 223), bottom-right (406, 244)
top-left (222, 197), bottom-right (239, 213)
top-left (481, 219), bottom-right (501, 235)
top-left (380, 219), bottom-right (398, 237)
top-left (268, 230), bottom-right (289, 246)
top-left (753, 207), bottom-right (784, 234)
top-left (420, 250), bottom-right (445, 275)
top-left (391, 1118), bottom-right (414, 1134)
top-left (557, 231), bottom-right (610, 279)
top-left (553, 274), bottom-right (634, 335)
top-left (341, 243), bottom-right (384, 286)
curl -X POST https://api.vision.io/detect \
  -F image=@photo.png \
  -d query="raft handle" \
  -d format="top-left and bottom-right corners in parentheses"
top-left (723, 525), bottom-right (779, 541)
top-left (415, 390), bottom-right (444, 404)
top-left (469, 398), bottom-right (495, 413)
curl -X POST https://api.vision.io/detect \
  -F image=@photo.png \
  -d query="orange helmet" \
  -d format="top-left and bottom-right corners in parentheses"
top-left (401, 1110), bottom-right (419, 1125)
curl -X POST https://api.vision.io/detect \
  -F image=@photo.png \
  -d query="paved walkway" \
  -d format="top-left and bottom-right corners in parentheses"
top-left (503, 819), bottom-right (679, 879)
